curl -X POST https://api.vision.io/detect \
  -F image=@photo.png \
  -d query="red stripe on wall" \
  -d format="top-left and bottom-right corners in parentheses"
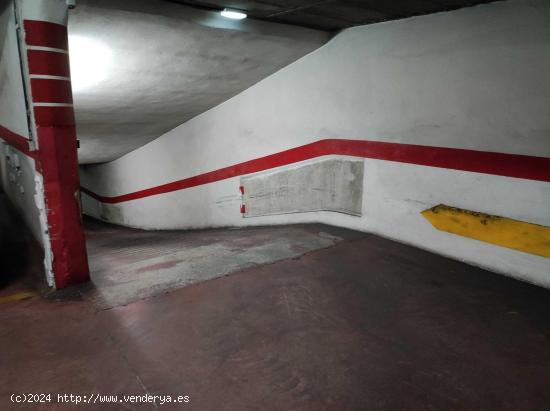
top-left (31, 78), bottom-right (73, 103)
top-left (27, 50), bottom-right (71, 77)
top-left (0, 125), bottom-right (36, 159)
top-left (34, 106), bottom-right (75, 127)
top-left (81, 139), bottom-right (550, 204)
top-left (24, 20), bottom-right (68, 50)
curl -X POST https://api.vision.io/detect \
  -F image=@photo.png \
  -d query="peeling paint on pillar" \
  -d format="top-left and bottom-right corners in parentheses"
top-left (14, 0), bottom-right (90, 288)
top-left (33, 173), bottom-right (54, 286)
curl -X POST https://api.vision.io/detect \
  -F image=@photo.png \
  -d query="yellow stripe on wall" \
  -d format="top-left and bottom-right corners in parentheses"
top-left (421, 204), bottom-right (550, 258)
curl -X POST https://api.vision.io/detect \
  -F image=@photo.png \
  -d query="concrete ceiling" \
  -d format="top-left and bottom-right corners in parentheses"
top-left (70, 0), bottom-right (330, 164)
top-left (166, 0), bottom-right (501, 31)
top-left (71, 0), bottom-right (499, 164)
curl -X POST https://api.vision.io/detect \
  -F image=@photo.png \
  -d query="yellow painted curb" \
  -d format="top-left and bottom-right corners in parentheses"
top-left (0, 291), bottom-right (36, 305)
top-left (421, 204), bottom-right (550, 258)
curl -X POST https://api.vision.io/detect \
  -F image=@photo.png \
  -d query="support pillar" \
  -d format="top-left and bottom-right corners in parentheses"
top-left (17, 0), bottom-right (89, 288)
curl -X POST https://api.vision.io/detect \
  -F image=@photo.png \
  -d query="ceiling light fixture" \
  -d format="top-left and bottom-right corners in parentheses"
top-left (220, 8), bottom-right (247, 20)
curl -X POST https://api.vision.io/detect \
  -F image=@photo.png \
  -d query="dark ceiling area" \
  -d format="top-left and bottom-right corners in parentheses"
top-left (165, 0), bottom-right (501, 31)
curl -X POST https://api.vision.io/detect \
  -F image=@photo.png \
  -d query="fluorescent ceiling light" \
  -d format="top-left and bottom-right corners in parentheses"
top-left (220, 8), bottom-right (247, 20)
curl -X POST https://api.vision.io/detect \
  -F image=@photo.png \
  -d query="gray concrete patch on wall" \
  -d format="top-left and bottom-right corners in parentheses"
top-left (241, 158), bottom-right (364, 218)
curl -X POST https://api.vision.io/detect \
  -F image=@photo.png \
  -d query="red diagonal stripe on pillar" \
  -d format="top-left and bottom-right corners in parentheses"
top-left (24, 20), bottom-right (68, 50)
top-left (31, 78), bottom-right (73, 103)
top-left (34, 106), bottom-right (75, 127)
top-left (27, 49), bottom-right (71, 77)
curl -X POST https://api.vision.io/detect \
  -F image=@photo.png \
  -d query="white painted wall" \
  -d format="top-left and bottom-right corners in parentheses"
top-left (81, 0), bottom-right (550, 287)
top-left (0, 1), bottom-right (28, 138)
top-left (0, 1), bottom-right (43, 244)
top-left (0, 144), bottom-right (44, 243)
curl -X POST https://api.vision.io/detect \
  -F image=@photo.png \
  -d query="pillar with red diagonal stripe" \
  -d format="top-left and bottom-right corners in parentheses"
top-left (20, 0), bottom-right (89, 288)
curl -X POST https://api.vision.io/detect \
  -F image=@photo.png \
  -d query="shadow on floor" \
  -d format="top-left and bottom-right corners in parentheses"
top-left (1, 210), bottom-right (549, 410)
top-left (0, 191), bottom-right (45, 294)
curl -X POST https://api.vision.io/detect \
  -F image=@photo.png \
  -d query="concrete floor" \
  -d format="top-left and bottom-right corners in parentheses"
top-left (84, 217), bottom-right (364, 309)
top-left (1, 195), bottom-right (550, 410)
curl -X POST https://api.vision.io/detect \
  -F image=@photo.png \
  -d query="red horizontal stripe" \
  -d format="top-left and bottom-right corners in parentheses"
top-left (27, 50), bottom-right (71, 77)
top-left (24, 20), bottom-right (68, 50)
top-left (81, 139), bottom-right (550, 204)
top-left (0, 124), bottom-right (36, 159)
top-left (34, 106), bottom-right (75, 127)
top-left (31, 78), bottom-right (73, 103)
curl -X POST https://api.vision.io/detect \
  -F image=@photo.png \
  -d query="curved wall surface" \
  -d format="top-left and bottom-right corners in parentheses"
top-left (69, 0), bottom-right (330, 163)
top-left (81, 0), bottom-right (550, 287)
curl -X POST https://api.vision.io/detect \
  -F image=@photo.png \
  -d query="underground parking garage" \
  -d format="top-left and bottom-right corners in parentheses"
top-left (1, 0), bottom-right (549, 409)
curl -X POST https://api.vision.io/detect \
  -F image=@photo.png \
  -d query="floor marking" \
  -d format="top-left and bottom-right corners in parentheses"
top-left (422, 204), bottom-right (550, 258)
top-left (0, 291), bottom-right (36, 305)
